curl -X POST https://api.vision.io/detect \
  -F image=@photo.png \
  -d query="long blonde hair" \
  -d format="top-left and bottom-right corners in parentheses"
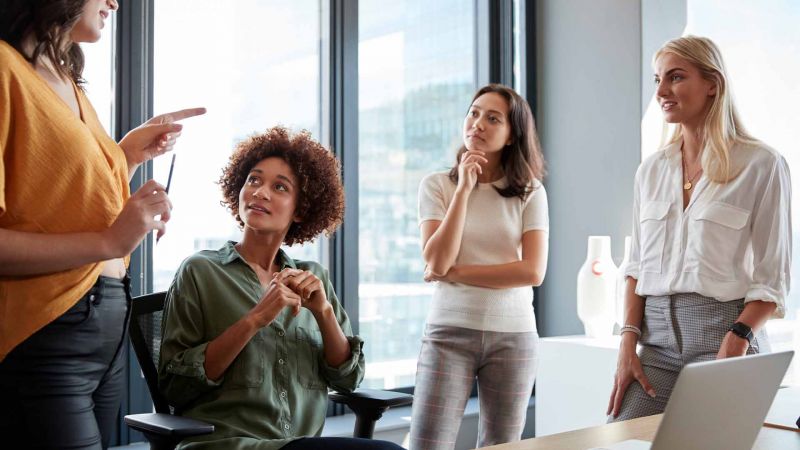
top-left (654, 35), bottom-right (756, 183)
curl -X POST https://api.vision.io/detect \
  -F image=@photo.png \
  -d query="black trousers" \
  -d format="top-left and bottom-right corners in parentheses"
top-left (282, 437), bottom-right (405, 450)
top-left (0, 276), bottom-right (131, 450)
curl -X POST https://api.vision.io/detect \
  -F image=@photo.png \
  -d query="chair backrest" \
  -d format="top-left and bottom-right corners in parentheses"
top-left (129, 291), bottom-right (171, 414)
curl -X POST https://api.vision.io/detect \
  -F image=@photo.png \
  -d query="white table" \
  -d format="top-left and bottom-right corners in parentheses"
top-left (535, 335), bottom-right (621, 436)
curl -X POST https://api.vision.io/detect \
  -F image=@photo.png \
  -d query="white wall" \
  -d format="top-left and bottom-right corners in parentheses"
top-left (535, 0), bottom-right (644, 336)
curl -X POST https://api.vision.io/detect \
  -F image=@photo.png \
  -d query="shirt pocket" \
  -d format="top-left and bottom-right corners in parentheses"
top-left (295, 326), bottom-right (328, 390)
top-left (687, 201), bottom-right (750, 281)
top-left (639, 201), bottom-right (670, 273)
top-left (226, 334), bottom-right (265, 389)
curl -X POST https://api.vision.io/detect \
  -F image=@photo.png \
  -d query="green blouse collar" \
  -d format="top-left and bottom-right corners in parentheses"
top-left (219, 240), bottom-right (297, 270)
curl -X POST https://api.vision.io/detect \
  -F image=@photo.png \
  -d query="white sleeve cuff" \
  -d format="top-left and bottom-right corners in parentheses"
top-left (623, 261), bottom-right (640, 280)
top-left (744, 284), bottom-right (786, 319)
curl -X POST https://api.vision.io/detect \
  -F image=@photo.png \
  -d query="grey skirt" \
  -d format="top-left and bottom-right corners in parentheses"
top-left (610, 292), bottom-right (769, 422)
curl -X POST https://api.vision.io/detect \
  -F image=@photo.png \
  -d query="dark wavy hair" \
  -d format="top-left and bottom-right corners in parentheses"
top-left (449, 84), bottom-right (546, 200)
top-left (219, 126), bottom-right (345, 246)
top-left (0, 0), bottom-right (88, 86)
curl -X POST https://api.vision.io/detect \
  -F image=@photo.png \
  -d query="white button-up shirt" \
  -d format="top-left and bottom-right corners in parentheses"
top-left (625, 140), bottom-right (791, 317)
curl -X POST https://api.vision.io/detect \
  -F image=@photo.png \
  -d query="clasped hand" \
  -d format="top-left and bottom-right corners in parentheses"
top-left (275, 268), bottom-right (330, 315)
top-left (248, 269), bottom-right (330, 328)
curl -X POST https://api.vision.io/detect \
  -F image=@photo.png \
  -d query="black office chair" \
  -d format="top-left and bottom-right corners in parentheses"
top-left (124, 291), bottom-right (413, 450)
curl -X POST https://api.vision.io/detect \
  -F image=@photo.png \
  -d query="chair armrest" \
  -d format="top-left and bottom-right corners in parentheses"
top-left (328, 388), bottom-right (413, 439)
top-left (124, 413), bottom-right (214, 438)
top-left (329, 388), bottom-right (414, 411)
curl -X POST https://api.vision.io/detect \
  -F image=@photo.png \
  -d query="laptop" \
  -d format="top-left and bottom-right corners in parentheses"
top-left (591, 351), bottom-right (794, 450)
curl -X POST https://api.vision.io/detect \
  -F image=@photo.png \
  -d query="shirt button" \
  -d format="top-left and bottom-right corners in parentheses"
top-left (280, 391), bottom-right (287, 398)
top-left (278, 331), bottom-right (285, 337)
top-left (89, 294), bottom-right (96, 302)
top-left (284, 424), bottom-right (290, 430)
top-left (278, 358), bottom-right (285, 364)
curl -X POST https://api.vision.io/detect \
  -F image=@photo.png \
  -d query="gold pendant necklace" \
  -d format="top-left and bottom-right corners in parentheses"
top-left (682, 150), bottom-right (702, 191)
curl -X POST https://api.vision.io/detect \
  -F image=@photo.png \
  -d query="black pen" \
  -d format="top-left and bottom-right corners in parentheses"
top-left (157, 154), bottom-right (175, 244)
top-left (165, 153), bottom-right (176, 194)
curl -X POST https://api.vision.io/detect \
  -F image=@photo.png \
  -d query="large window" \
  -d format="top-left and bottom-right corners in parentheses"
top-left (357, 0), bottom-right (476, 389)
top-left (152, 0), bottom-right (324, 291)
top-left (103, 1), bottom-right (519, 445)
top-left (641, 0), bottom-right (800, 385)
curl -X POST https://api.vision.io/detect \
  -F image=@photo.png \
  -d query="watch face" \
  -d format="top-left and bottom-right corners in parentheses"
top-left (730, 322), bottom-right (753, 341)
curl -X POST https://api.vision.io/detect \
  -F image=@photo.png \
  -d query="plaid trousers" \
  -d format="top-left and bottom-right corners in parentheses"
top-left (611, 292), bottom-right (769, 422)
top-left (409, 324), bottom-right (538, 450)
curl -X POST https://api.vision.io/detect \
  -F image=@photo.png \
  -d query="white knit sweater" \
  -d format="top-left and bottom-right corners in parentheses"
top-left (418, 172), bottom-right (549, 333)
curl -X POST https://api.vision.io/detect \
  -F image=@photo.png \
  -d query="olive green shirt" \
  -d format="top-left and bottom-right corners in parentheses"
top-left (158, 241), bottom-right (365, 450)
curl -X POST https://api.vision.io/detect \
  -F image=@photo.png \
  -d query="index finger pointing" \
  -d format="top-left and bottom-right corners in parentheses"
top-left (162, 107), bottom-right (207, 122)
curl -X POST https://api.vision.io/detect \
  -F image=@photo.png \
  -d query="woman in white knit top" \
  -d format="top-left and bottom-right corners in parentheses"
top-left (410, 84), bottom-right (549, 450)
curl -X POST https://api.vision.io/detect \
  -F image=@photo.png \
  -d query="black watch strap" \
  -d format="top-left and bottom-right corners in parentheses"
top-left (728, 321), bottom-right (753, 344)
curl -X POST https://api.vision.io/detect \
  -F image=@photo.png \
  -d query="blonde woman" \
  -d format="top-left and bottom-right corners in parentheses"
top-left (608, 35), bottom-right (791, 421)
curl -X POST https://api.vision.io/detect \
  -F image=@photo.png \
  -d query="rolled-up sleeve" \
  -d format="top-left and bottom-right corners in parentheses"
top-left (745, 155), bottom-right (792, 318)
top-left (320, 335), bottom-right (365, 393)
top-left (625, 167), bottom-right (642, 280)
top-left (318, 277), bottom-right (365, 393)
top-left (158, 261), bottom-right (222, 409)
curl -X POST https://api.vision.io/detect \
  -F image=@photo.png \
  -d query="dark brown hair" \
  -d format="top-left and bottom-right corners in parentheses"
top-left (0, 0), bottom-right (87, 86)
top-left (219, 126), bottom-right (345, 246)
top-left (449, 83), bottom-right (546, 199)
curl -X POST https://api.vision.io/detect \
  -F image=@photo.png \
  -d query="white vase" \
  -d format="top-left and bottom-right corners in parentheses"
top-left (577, 236), bottom-right (618, 338)
top-left (615, 236), bottom-right (632, 329)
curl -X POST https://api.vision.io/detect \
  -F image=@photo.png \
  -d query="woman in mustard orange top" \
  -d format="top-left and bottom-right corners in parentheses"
top-left (0, 1), bottom-right (204, 448)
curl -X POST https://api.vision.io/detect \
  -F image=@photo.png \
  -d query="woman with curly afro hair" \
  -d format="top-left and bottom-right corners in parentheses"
top-left (158, 127), bottom-right (402, 450)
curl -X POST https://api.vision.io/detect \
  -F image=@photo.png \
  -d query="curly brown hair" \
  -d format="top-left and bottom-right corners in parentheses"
top-left (219, 126), bottom-right (344, 246)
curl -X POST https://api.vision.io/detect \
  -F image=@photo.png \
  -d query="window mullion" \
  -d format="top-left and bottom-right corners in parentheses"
top-left (115, 0), bottom-right (155, 445)
top-left (328, 0), bottom-right (360, 334)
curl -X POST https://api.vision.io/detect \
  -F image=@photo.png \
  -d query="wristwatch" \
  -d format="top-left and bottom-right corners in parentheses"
top-left (728, 322), bottom-right (753, 344)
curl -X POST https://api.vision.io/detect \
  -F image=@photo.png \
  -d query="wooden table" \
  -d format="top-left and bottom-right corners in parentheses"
top-left (480, 414), bottom-right (800, 450)
top-left (765, 386), bottom-right (800, 431)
